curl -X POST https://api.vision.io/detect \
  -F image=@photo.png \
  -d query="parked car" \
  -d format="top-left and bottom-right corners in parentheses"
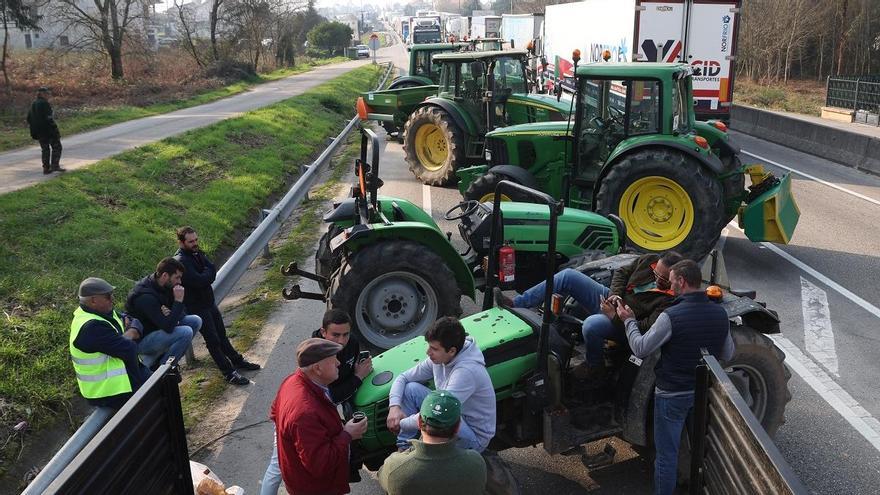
top-left (357, 44), bottom-right (370, 58)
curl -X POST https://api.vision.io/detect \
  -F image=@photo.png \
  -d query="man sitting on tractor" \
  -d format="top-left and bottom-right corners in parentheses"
top-left (495, 251), bottom-right (682, 380)
top-left (385, 317), bottom-right (496, 452)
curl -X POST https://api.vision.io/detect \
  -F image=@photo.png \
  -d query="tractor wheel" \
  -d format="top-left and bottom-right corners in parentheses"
top-left (482, 450), bottom-right (521, 495)
top-left (328, 240), bottom-right (462, 350)
top-left (463, 172), bottom-right (525, 203)
top-left (403, 106), bottom-right (465, 186)
top-left (389, 80), bottom-right (422, 89)
top-left (314, 224), bottom-right (343, 292)
top-left (596, 149), bottom-right (723, 260)
top-left (719, 154), bottom-right (745, 227)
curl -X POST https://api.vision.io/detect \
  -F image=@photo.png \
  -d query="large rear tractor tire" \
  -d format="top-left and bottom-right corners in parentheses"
top-left (719, 154), bottom-right (745, 227)
top-left (482, 450), bottom-right (521, 495)
top-left (403, 106), bottom-right (466, 186)
top-left (329, 241), bottom-right (462, 350)
top-left (314, 224), bottom-right (344, 292)
top-left (463, 172), bottom-right (526, 203)
top-left (596, 149), bottom-right (723, 260)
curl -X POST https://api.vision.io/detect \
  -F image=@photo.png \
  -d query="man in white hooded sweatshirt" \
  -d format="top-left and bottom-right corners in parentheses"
top-left (386, 317), bottom-right (496, 452)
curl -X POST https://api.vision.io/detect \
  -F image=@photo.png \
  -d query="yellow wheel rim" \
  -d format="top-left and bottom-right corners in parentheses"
top-left (478, 192), bottom-right (511, 203)
top-left (619, 176), bottom-right (694, 251)
top-left (414, 123), bottom-right (449, 171)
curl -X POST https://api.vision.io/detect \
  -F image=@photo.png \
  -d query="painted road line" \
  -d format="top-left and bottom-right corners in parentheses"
top-left (421, 184), bottom-right (432, 217)
top-left (800, 277), bottom-right (839, 377)
top-left (771, 335), bottom-right (880, 453)
top-left (741, 150), bottom-right (880, 208)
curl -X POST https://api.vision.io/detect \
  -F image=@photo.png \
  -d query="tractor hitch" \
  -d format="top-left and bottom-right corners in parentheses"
top-left (281, 284), bottom-right (326, 302)
top-left (281, 261), bottom-right (328, 286)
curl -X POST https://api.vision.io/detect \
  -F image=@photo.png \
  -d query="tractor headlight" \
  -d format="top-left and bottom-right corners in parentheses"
top-left (484, 148), bottom-right (492, 162)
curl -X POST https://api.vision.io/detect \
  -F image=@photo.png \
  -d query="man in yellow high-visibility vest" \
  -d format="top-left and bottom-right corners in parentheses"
top-left (70, 277), bottom-right (150, 409)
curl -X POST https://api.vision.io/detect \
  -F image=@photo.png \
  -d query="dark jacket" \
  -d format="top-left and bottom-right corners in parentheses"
top-left (271, 370), bottom-right (352, 495)
top-left (610, 254), bottom-right (674, 332)
top-left (174, 248), bottom-right (217, 310)
top-left (27, 97), bottom-right (59, 139)
top-left (72, 306), bottom-right (151, 409)
top-left (656, 292), bottom-right (730, 392)
top-left (124, 275), bottom-right (187, 335)
top-left (311, 329), bottom-right (362, 404)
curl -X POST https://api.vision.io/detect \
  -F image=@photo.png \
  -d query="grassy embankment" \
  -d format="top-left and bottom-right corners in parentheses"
top-left (0, 64), bottom-right (382, 477)
top-left (0, 57), bottom-right (348, 153)
top-left (734, 79), bottom-right (826, 116)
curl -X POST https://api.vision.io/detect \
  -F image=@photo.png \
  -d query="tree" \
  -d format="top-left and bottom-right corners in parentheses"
top-left (1, 0), bottom-right (40, 95)
top-left (173, 0), bottom-right (204, 67)
top-left (307, 21), bottom-right (352, 56)
top-left (226, 0), bottom-right (275, 72)
top-left (54, 0), bottom-right (140, 79)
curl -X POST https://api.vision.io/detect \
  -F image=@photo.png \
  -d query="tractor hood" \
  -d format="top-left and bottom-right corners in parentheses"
top-left (485, 120), bottom-right (572, 138)
top-left (506, 93), bottom-right (574, 116)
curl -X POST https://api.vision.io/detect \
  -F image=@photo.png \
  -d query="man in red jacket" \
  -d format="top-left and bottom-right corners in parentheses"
top-left (271, 338), bottom-right (368, 495)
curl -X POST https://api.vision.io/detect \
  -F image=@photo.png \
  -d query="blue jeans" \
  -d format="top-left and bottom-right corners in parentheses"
top-left (138, 314), bottom-right (201, 368)
top-left (653, 392), bottom-right (695, 495)
top-left (582, 314), bottom-right (623, 367)
top-left (514, 268), bottom-right (609, 315)
top-left (397, 382), bottom-right (483, 451)
top-left (260, 425), bottom-right (281, 495)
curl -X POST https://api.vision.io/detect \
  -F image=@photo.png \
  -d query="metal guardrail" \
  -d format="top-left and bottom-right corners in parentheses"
top-left (690, 352), bottom-right (807, 494)
top-left (22, 60), bottom-right (394, 495)
top-left (826, 76), bottom-right (880, 123)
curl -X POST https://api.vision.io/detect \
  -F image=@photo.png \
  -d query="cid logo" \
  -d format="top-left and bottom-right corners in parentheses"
top-left (691, 60), bottom-right (721, 77)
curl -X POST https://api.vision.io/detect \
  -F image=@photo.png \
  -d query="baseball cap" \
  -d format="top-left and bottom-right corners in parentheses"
top-left (78, 277), bottom-right (115, 297)
top-left (419, 390), bottom-right (461, 428)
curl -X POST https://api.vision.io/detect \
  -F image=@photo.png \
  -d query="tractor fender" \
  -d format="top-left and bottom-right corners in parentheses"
top-left (621, 351), bottom-right (659, 447)
top-left (323, 198), bottom-right (356, 223)
top-left (720, 295), bottom-right (781, 334)
top-left (694, 121), bottom-right (741, 157)
top-left (389, 75), bottom-right (434, 89)
top-left (417, 99), bottom-right (479, 138)
top-left (341, 222), bottom-right (476, 300)
top-left (487, 165), bottom-right (539, 190)
top-left (592, 141), bottom-right (725, 204)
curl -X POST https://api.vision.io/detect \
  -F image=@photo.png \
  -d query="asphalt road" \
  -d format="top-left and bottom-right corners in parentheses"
top-left (196, 39), bottom-right (880, 493)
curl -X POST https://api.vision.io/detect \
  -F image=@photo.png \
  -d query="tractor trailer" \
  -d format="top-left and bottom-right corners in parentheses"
top-left (543, 0), bottom-right (741, 121)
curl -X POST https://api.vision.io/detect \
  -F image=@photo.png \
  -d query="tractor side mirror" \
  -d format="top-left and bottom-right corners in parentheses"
top-left (470, 61), bottom-right (484, 79)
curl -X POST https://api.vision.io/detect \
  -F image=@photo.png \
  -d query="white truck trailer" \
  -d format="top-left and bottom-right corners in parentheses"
top-left (471, 14), bottom-right (502, 39)
top-left (543, 0), bottom-right (741, 121)
top-left (501, 13), bottom-right (544, 51)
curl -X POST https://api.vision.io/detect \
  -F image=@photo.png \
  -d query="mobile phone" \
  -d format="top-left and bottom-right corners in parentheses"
top-left (358, 350), bottom-right (371, 362)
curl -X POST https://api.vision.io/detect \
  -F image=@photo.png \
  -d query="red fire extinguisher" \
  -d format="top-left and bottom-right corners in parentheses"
top-left (498, 242), bottom-right (516, 284)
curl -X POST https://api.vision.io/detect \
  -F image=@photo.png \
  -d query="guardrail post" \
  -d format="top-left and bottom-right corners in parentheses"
top-left (260, 209), bottom-right (272, 258)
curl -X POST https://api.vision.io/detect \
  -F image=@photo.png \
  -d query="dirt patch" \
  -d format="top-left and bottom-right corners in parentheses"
top-left (160, 156), bottom-right (227, 191)
top-left (94, 194), bottom-right (128, 211)
top-left (227, 132), bottom-right (275, 149)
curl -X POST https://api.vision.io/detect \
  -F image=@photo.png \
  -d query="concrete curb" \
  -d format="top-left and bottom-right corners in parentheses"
top-left (730, 104), bottom-right (880, 176)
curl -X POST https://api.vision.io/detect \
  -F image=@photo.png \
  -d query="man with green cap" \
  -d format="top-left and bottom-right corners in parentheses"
top-left (378, 390), bottom-right (487, 495)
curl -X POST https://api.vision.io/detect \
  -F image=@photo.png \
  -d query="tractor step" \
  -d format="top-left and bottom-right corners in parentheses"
top-left (281, 284), bottom-right (326, 302)
top-left (281, 261), bottom-right (327, 286)
top-left (581, 443), bottom-right (617, 470)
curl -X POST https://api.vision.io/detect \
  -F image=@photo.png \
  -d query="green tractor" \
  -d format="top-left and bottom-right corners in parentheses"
top-left (456, 61), bottom-right (800, 260)
top-left (284, 128), bottom-right (791, 487)
top-left (388, 42), bottom-right (471, 89)
top-left (356, 49), bottom-right (570, 186)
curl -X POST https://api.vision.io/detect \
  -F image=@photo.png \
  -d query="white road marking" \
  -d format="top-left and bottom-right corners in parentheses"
top-left (741, 149), bottom-right (880, 208)
top-left (421, 184), bottom-right (432, 217)
top-left (800, 277), bottom-right (839, 377)
top-left (771, 335), bottom-right (880, 453)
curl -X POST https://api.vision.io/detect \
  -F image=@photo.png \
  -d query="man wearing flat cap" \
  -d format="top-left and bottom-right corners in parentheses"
top-left (268, 338), bottom-right (368, 495)
top-left (69, 277), bottom-right (150, 409)
top-left (379, 390), bottom-right (487, 495)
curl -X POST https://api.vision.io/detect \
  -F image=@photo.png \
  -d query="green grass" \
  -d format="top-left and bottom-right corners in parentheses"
top-left (0, 64), bottom-right (381, 476)
top-left (0, 57), bottom-right (350, 153)
top-left (734, 79), bottom-right (826, 116)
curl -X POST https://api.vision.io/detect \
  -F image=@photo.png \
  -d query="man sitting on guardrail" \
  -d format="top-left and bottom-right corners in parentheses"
top-left (125, 257), bottom-right (201, 369)
top-left (70, 277), bottom-right (151, 409)
top-left (615, 259), bottom-right (734, 495)
top-left (173, 226), bottom-right (259, 386)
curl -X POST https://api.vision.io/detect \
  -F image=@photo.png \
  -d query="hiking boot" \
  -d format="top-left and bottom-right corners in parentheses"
top-left (42, 168), bottom-right (52, 175)
top-left (234, 359), bottom-right (261, 371)
top-left (225, 371), bottom-right (250, 385)
top-left (493, 287), bottom-right (514, 308)
top-left (52, 166), bottom-right (66, 173)
top-left (571, 362), bottom-right (606, 381)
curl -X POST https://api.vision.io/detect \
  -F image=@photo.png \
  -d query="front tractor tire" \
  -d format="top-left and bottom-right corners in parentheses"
top-left (403, 106), bottom-right (466, 186)
top-left (329, 241), bottom-right (462, 350)
top-left (596, 149), bottom-right (723, 260)
top-left (463, 172), bottom-right (526, 203)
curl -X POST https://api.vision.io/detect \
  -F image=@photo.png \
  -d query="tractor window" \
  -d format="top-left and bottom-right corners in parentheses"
top-left (627, 80), bottom-right (660, 135)
top-left (492, 56), bottom-right (527, 94)
top-left (672, 78), bottom-right (691, 133)
top-left (439, 63), bottom-right (455, 96)
top-left (459, 61), bottom-right (485, 99)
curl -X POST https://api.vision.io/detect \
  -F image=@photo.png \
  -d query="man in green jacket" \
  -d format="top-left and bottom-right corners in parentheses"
top-left (26, 87), bottom-right (65, 174)
top-left (379, 390), bottom-right (487, 495)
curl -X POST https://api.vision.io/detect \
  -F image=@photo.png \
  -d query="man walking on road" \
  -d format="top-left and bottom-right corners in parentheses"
top-left (69, 277), bottom-right (150, 410)
top-left (26, 87), bottom-right (65, 174)
top-left (615, 259), bottom-right (734, 495)
top-left (379, 390), bottom-right (487, 495)
top-left (270, 338), bottom-right (367, 495)
top-left (386, 317), bottom-right (496, 452)
top-left (173, 226), bottom-right (259, 386)
top-left (125, 257), bottom-right (201, 369)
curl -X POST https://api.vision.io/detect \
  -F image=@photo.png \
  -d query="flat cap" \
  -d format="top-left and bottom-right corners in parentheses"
top-left (296, 337), bottom-right (342, 367)
top-left (78, 277), bottom-right (115, 297)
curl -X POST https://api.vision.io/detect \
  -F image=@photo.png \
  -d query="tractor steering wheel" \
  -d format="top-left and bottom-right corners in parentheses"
top-left (444, 200), bottom-right (481, 221)
top-left (608, 106), bottom-right (625, 127)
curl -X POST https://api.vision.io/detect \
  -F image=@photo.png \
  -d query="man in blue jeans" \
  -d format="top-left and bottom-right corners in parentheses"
top-left (385, 317), bottom-right (496, 452)
top-left (125, 257), bottom-right (201, 368)
top-left (497, 251), bottom-right (682, 381)
top-left (616, 259), bottom-right (733, 495)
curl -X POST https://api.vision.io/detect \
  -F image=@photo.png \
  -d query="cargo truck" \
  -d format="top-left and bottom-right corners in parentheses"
top-left (543, 0), bottom-right (741, 121)
top-left (471, 14), bottom-right (502, 39)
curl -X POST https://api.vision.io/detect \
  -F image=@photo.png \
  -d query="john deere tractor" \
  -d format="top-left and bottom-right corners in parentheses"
top-left (456, 61), bottom-right (800, 261)
top-left (283, 128), bottom-right (792, 489)
top-left (356, 49), bottom-right (570, 185)
top-left (388, 42), bottom-right (470, 89)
